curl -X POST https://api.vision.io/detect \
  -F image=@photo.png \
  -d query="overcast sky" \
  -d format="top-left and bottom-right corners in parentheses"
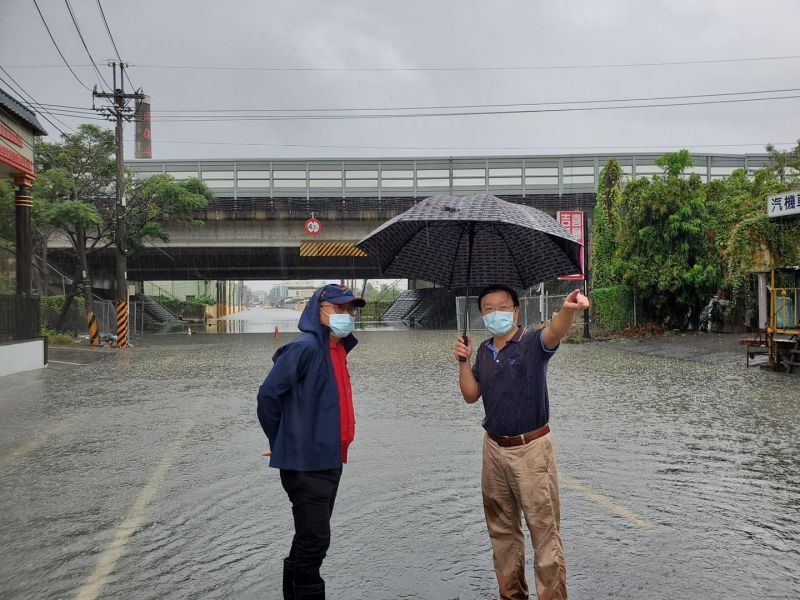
top-left (2, 0), bottom-right (799, 160)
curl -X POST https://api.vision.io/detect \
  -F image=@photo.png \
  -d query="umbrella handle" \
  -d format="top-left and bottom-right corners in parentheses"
top-left (458, 335), bottom-right (469, 363)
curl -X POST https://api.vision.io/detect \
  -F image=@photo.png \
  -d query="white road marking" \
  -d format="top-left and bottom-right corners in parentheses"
top-left (560, 473), bottom-right (654, 529)
top-left (0, 421), bottom-right (72, 469)
top-left (48, 360), bottom-right (88, 366)
top-left (74, 432), bottom-right (187, 600)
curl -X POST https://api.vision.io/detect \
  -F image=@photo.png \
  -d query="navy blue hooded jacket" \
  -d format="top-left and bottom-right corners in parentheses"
top-left (256, 287), bottom-right (358, 471)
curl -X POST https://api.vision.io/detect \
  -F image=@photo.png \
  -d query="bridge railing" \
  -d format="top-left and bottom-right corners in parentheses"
top-left (128, 153), bottom-right (770, 201)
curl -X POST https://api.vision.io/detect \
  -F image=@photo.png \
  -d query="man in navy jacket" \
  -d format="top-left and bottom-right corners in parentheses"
top-left (257, 284), bottom-right (364, 600)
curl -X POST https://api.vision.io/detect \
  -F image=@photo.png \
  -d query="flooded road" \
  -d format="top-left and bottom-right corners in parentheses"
top-left (0, 326), bottom-right (798, 599)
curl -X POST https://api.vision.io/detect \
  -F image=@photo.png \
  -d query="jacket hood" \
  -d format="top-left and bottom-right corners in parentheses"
top-left (289, 286), bottom-right (358, 353)
top-left (298, 286), bottom-right (328, 338)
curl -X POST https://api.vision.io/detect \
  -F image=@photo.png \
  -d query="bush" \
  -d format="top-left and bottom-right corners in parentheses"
top-left (159, 298), bottom-right (206, 320)
top-left (592, 285), bottom-right (632, 332)
top-left (41, 325), bottom-right (75, 344)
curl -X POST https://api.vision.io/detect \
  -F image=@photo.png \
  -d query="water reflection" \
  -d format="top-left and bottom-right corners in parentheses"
top-left (0, 331), bottom-right (797, 599)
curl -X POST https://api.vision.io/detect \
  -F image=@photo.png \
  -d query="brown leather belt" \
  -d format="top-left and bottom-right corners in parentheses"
top-left (487, 424), bottom-right (550, 447)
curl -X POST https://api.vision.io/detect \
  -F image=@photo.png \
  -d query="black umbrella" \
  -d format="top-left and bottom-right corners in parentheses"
top-left (355, 194), bottom-right (582, 355)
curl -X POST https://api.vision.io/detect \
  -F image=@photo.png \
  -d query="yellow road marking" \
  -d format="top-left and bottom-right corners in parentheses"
top-left (0, 421), bottom-right (72, 469)
top-left (560, 473), bottom-right (654, 529)
top-left (75, 432), bottom-right (187, 600)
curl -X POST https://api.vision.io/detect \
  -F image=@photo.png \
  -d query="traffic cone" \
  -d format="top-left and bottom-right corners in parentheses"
top-left (274, 325), bottom-right (280, 338)
top-left (187, 326), bottom-right (193, 336)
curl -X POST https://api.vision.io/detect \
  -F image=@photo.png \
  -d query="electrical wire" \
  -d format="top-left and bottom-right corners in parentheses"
top-left (95, 0), bottom-right (136, 91)
top-left (148, 86), bottom-right (800, 114)
top-left (31, 0), bottom-right (93, 92)
top-left (0, 66), bottom-right (73, 137)
top-left (7, 54), bottom-right (800, 72)
top-left (144, 94), bottom-right (800, 122)
top-left (23, 86), bottom-right (800, 119)
top-left (63, 0), bottom-right (111, 90)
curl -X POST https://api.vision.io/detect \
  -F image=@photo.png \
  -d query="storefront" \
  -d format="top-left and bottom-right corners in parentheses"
top-left (0, 86), bottom-right (47, 296)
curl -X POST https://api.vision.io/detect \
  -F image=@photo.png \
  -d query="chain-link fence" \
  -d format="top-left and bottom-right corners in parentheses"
top-left (40, 299), bottom-right (144, 338)
top-left (93, 300), bottom-right (145, 338)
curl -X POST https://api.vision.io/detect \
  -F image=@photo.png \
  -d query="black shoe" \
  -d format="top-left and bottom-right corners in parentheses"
top-left (294, 582), bottom-right (325, 600)
top-left (283, 559), bottom-right (296, 600)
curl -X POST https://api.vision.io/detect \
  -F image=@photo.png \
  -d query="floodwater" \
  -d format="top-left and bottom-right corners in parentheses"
top-left (0, 311), bottom-right (798, 599)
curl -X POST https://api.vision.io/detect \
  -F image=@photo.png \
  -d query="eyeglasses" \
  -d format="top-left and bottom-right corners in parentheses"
top-left (321, 303), bottom-right (358, 315)
top-left (480, 304), bottom-right (516, 316)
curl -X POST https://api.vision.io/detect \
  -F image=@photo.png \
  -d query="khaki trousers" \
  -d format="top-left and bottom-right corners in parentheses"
top-left (482, 432), bottom-right (567, 600)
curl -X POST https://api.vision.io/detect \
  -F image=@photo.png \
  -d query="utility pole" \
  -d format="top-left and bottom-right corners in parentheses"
top-left (583, 213), bottom-right (591, 339)
top-left (93, 62), bottom-right (144, 349)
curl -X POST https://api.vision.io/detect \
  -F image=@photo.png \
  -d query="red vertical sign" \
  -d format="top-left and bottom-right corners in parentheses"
top-left (557, 210), bottom-right (585, 281)
top-left (135, 96), bottom-right (152, 159)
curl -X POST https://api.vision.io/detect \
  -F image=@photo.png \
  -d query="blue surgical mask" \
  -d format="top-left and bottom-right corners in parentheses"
top-left (328, 314), bottom-right (355, 338)
top-left (483, 311), bottom-right (515, 336)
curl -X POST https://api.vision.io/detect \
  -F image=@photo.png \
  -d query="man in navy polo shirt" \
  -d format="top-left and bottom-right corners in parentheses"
top-left (453, 284), bottom-right (589, 600)
top-left (258, 284), bottom-right (365, 600)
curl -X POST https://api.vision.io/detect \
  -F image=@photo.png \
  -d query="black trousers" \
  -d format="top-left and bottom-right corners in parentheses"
top-left (280, 468), bottom-right (342, 588)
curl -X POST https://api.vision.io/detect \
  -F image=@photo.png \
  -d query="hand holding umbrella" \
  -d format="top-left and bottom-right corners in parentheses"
top-left (453, 335), bottom-right (473, 362)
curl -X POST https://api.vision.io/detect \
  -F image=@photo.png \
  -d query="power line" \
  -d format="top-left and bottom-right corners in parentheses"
top-left (27, 86), bottom-right (800, 119)
top-left (6, 54), bottom-right (800, 72)
top-left (95, 0), bottom-right (136, 91)
top-left (0, 65), bottom-right (73, 137)
top-left (148, 86), bottom-right (800, 114)
top-left (63, 0), bottom-right (111, 90)
top-left (145, 94), bottom-right (800, 122)
top-left (31, 0), bottom-right (93, 92)
top-left (24, 103), bottom-right (99, 112)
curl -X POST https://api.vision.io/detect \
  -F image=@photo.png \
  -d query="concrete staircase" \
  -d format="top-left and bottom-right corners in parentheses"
top-left (135, 294), bottom-right (179, 327)
top-left (382, 288), bottom-right (456, 328)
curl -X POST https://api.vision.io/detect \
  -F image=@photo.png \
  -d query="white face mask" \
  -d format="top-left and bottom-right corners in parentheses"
top-left (328, 313), bottom-right (355, 337)
top-left (482, 311), bottom-right (515, 336)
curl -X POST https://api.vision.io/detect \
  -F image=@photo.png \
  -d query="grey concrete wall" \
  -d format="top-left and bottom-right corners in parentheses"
top-left (47, 219), bottom-right (378, 249)
top-left (0, 339), bottom-right (45, 378)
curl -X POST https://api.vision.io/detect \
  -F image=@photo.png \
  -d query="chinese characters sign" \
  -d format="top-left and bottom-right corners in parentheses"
top-left (135, 95), bottom-right (152, 159)
top-left (557, 210), bottom-right (585, 281)
top-left (767, 191), bottom-right (800, 218)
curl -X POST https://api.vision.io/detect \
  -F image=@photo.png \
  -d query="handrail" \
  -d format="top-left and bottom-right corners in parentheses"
top-left (141, 281), bottom-right (182, 303)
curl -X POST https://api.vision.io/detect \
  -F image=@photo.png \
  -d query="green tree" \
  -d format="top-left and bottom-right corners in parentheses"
top-left (708, 167), bottom-right (800, 289)
top-left (655, 148), bottom-right (693, 178)
top-left (764, 140), bottom-right (800, 185)
top-left (32, 123), bottom-right (213, 332)
top-left (617, 151), bottom-right (721, 329)
top-left (125, 173), bottom-right (213, 253)
top-left (591, 158), bottom-right (624, 289)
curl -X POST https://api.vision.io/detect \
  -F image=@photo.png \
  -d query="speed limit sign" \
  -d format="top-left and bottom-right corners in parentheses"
top-left (304, 217), bottom-right (322, 236)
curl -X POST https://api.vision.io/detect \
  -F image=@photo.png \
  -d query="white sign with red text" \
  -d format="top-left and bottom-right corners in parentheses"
top-left (557, 210), bottom-right (585, 281)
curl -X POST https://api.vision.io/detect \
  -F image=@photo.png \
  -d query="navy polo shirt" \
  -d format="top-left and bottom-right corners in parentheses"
top-left (472, 327), bottom-right (558, 437)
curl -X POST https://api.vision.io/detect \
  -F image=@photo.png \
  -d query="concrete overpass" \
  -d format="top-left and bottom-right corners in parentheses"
top-left (47, 152), bottom-right (769, 281)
